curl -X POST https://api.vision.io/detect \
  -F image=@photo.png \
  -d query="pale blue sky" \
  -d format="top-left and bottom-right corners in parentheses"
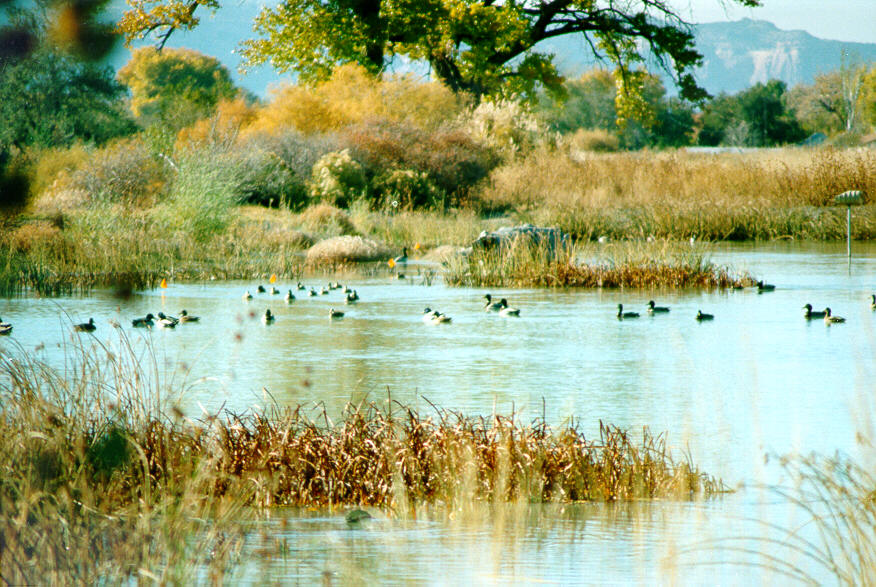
top-left (669, 0), bottom-right (874, 43)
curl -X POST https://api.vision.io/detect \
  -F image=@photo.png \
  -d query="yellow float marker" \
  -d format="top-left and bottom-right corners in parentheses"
top-left (414, 243), bottom-right (421, 251)
top-left (269, 273), bottom-right (277, 284)
top-left (160, 278), bottom-right (167, 289)
top-left (387, 258), bottom-right (396, 269)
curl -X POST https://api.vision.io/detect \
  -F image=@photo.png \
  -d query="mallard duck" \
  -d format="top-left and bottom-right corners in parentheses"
top-left (132, 313), bottom-right (155, 327)
top-left (179, 309), bottom-right (199, 323)
top-left (319, 286), bottom-right (329, 295)
top-left (696, 310), bottom-right (714, 321)
top-left (269, 286), bottom-right (280, 295)
top-left (308, 288), bottom-right (318, 297)
top-left (394, 247), bottom-right (409, 265)
top-left (257, 285), bottom-right (266, 293)
top-left (647, 300), bottom-right (670, 313)
top-left (262, 309), bottom-right (276, 324)
top-left (74, 318), bottom-right (96, 332)
top-left (498, 299), bottom-right (520, 317)
top-left (329, 281), bottom-right (341, 290)
top-left (422, 308), bottom-right (451, 324)
top-left (483, 293), bottom-right (503, 312)
top-left (297, 282), bottom-right (306, 291)
top-left (343, 285), bottom-right (352, 294)
top-left (285, 290), bottom-right (295, 303)
top-left (824, 307), bottom-right (845, 324)
top-left (157, 312), bottom-right (179, 326)
top-left (757, 280), bottom-right (776, 293)
top-left (870, 294), bottom-right (875, 310)
top-left (617, 304), bottom-right (639, 319)
top-left (0, 317), bottom-right (12, 335)
top-left (329, 308), bottom-right (345, 319)
top-left (243, 290), bottom-right (253, 300)
top-left (155, 314), bottom-right (177, 328)
top-left (802, 304), bottom-right (826, 319)
top-left (345, 291), bottom-right (359, 304)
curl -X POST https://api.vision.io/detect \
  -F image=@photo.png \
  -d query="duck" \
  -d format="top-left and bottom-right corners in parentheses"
top-left (870, 294), bottom-right (875, 310)
top-left (617, 304), bottom-right (639, 319)
top-left (74, 318), bottom-right (96, 332)
top-left (756, 280), bottom-right (776, 293)
top-left (498, 299), bottom-right (520, 317)
top-left (345, 290), bottom-right (359, 304)
top-left (646, 300), bottom-right (670, 313)
top-left (297, 282), bottom-right (306, 291)
top-left (696, 310), bottom-right (715, 321)
top-left (483, 293), bottom-right (504, 312)
top-left (157, 312), bottom-right (179, 326)
top-left (422, 308), bottom-right (451, 324)
top-left (132, 313), bottom-right (155, 327)
top-left (155, 314), bottom-right (177, 328)
top-left (329, 308), bottom-right (345, 319)
top-left (0, 317), bottom-right (12, 335)
top-left (394, 247), bottom-right (409, 265)
top-left (257, 285), bottom-right (266, 293)
top-left (285, 290), bottom-right (295, 303)
top-left (179, 309), bottom-right (199, 323)
top-left (269, 286), bottom-right (280, 295)
top-left (262, 309), bottom-right (276, 324)
top-left (319, 286), bottom-right (329, 295)
top-left (802, 304), bottom-right (826, 319)
top-left (824, 307), bottom-right (845, 324)
top-left (308, 288), bottom-right (318, 297)
top-left (342, 285), bottom-right (352, 294)
top-left (329, 281), bottom-right (341, 290)
top-left (243, 290), bottom-right (253, 300)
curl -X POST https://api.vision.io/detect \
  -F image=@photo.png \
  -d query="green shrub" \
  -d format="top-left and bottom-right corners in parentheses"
top-left (308, 149), bottom-right (367, 207)
top-left (373, 168), bottom-right (442, 210)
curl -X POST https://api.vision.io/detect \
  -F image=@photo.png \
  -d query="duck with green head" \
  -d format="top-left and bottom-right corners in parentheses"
top-left (617, 304), bottom-right (639, 319)
top-left (802, 304), bottom-right (826, 319)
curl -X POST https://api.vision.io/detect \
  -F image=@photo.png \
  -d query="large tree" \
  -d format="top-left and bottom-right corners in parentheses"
top-left (119, 0), bottom-right (760, 101)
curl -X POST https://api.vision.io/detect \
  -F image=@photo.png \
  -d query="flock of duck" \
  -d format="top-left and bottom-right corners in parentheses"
top-left (0, 282), bottom-right (873, 337)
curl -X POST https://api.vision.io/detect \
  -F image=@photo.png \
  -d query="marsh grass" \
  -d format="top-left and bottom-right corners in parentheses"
top-left (481, 148), bottom-right (876, 241)
top-left (679, 453), bottom-right (876, 585)
top-left (0, 332), bottom-right (720, 581)
top-left (444, 239), bottom-right (754, 288)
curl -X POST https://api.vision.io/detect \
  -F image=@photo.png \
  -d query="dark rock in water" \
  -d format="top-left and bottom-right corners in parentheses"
top-left (345, 509), bottom-right (372, 524)
top-left (470, 224), bottom-right (568, 255)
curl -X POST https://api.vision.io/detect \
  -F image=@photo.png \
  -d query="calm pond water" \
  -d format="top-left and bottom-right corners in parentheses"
top-left (2, 241), bottom-right (875, 583)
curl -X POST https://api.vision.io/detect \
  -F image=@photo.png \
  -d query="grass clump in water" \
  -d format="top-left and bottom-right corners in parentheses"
top-left (0, 333), bottom-right (720, 581)
top-left (444, 239), bottom-right (754, 289)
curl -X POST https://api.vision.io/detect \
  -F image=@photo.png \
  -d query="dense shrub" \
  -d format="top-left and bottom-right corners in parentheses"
top-left (68, 138), bottom-right (169, 206)
top-left (457, 98), bottom-right (550, 158)
top-left (566, 128), bottom-right (620, 153)
top-left (308, 149), bottom-right (367, 207)
top-left (343, 120), bottom-right (499, 207)
top-left (373, 168), bottom-right (442, 210)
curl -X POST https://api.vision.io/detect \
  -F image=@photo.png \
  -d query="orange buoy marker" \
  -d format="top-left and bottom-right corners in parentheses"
top-left (269, 273), bottom-right (277, 284)
top-left (387, 258), bottom-right (396, 269)
top-left (160, 278), bottom-right (167, 289)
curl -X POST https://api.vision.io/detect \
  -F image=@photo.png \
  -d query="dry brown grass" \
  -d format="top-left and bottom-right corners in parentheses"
top-left (296, 203), bottom-right (358, 236)
top-left (478, 147), bottom-right (876, 240)
top-left (305, 235), bottom-right (390, 265)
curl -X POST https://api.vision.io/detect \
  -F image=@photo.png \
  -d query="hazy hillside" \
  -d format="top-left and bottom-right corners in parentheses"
top-left (105, 3), bottom-right (876, 98)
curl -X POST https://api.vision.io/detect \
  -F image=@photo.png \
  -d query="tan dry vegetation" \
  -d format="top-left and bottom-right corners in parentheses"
top-left (305, 235), bottom-right (390, 265)
top-left (479, 148), bottom-right (876, 241)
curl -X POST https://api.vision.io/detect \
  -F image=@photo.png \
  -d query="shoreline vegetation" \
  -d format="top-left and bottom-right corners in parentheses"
top-left (4, 146), bottom-right (873, 294)
top-left (0, 336), bottom-right (720, 582)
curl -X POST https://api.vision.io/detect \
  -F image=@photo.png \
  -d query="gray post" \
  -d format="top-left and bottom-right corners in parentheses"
top-left (834, 190), bottom-right (863, 262)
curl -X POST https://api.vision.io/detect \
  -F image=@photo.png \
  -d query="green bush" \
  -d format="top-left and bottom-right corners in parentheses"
top-left (373, 168), bottom-right (442, 210)
top-left (308, 149), bottom-right (367, 208)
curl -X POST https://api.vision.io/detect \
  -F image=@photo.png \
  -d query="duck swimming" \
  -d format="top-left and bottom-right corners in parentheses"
top-left (257, 285), bottom-right (266, 293)
top-left (345, 290), bottom-right (359, 304)
top-left (394, 247), bottom-right (408, 265)
top-left (329, 308), bottom-right (345, 319)
top-left (617, 304), bottom-right (639, 319)
top-left (262, 309), bottom-right (276, 324)
top-left (243, 290), bottom-right (253, 300)
top-left (179, 310), bottom-right (199, 323)
top-left (285, 290), bottom-right (295, 303)
top-left (802, 304), bottom-right (826, 319)
top-left (157, 312), bottom-right (179, 326)
top-left (269, 286), bottom-right (280, 295)
top-left (155, 314), bottom-right (177, 328)
top-left (824, 307), bottom-right (845, 324)
top-left (756, 280), bottom-right (776, 293)
top-left (0, 317), bottom-right (12, 335)
top-left (297, 282), bottom-right (306, 291)
top-left (870, 294), bottom-right (875, 310)
top-left (498, 299), bottom-right (520, 317)
top-left (647, 300), bottom-right (670, 313)
top-left (132, 313), bottom-right (155, 327)
top-left (422, 308), bottom-right (451, 324)
top-left (74, 318), bottom-right (96, 332)
top-left (696, 310), bottom-right (714, 321)
top-left (483, 294), bottom-right (503, 312)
